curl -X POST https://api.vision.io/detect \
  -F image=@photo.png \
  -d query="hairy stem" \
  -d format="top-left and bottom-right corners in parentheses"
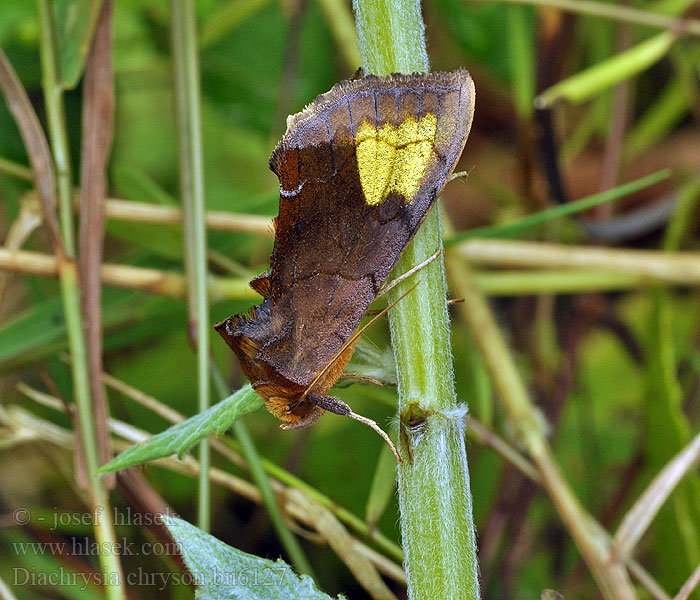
top-left (353, 0), bottom-right (480, 598)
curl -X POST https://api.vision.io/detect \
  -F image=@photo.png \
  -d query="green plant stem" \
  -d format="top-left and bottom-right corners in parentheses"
top-left (58, 263), bottom-right (125, 600)
top-left (210, 369), bottom-right (315, 577)
top-left (353, 1), bottom-right (480, 598)
top-left (36, 0), bottom-right (75, 255)
top-left (353, 0), bottom-right (428, 76)
top-left (35, 5), bottom-right (125, 598)
top-left (171, 0), bottom-right (211, 532)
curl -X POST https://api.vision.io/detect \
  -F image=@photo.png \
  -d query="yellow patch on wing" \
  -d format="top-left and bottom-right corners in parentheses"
top-left (355, 113), bottom-right (437, 206)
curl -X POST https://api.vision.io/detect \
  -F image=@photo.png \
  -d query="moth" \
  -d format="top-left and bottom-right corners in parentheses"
top-left (216, 70), bottom-right (475, 456)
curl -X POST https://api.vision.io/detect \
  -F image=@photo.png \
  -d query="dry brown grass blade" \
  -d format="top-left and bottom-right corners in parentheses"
top-left (465, 416), bottom-right (542, 483)
top-left (613, 429), bottom-right (700, 559)
top-left (0, 49), bottom-right (63, 255)
top-left (78, 0), bottom-right (114, 487)
top-left (0, 247), bottom-right (252, 302)
top-left (627, 562), bottom-right (672, 600)
top-left (104, 198), bottom-right (273, 235)
top-left (458, 239), bottom-right (700, 284)
top-left (284, 488), bottom-right (399, 600)
top-left (36, 368), bottom-right (90, 488)
top-left (674, 563), bottom-right (700, 600)
top-left (0, 194), bottom-right (43, 312)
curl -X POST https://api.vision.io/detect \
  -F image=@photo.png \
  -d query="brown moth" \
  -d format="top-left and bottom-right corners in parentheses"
top-left (216, 70), bottom-right (475, 454)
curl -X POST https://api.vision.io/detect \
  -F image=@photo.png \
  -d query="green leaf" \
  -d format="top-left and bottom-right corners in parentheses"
top-left (536, 31), bottom-right (676, 108)
top-left (161, 516), bottom-right (342, 599)
top-left (53, 0), bottom-right (104, 88)
top-left (0, 3), bottom-right (36, 46)
top-left (435, 0), bottom-right (512, 82)
top-left (97, 385), bottom-right (263, 474)
top-left (112, 165), bottom-right (180, 207)
top-left (445, 169), bottom-right (670, 245)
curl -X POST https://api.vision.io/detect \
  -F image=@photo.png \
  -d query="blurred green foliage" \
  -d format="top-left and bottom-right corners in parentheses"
top-left (1, 0), bottom-right (699, 598)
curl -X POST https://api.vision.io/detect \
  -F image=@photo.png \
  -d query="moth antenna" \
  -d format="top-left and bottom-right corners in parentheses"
top-left (347, 410), bottom-right (402, 462)
top-left (378, 247), bottom-right (441, 298)
top-left (301, 282), bottom-right (419, 401)
top-left (366, 295), bottom-right (462, 316)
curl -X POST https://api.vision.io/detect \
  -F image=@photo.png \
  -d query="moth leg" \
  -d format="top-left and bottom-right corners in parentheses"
top-left (378, 246), bottom-right (441, 298)
top-left (307, 395), bottom-right (402, 462)
top-left (447, 170), bottom-right (469, 184)
top-left (306, 394), bottom-right (351, 416)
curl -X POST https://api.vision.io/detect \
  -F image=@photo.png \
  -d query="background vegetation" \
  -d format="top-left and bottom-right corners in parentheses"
top-left (0, 0), bottom-right (699, 598)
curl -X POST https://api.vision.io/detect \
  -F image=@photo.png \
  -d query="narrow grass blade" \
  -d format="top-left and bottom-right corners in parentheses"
top-left (613, 429), bottom-right (700, 558)
top-left (506, 4), bottom-right (534, 119)
top-left (446, 169), bottom-right (670, 244)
